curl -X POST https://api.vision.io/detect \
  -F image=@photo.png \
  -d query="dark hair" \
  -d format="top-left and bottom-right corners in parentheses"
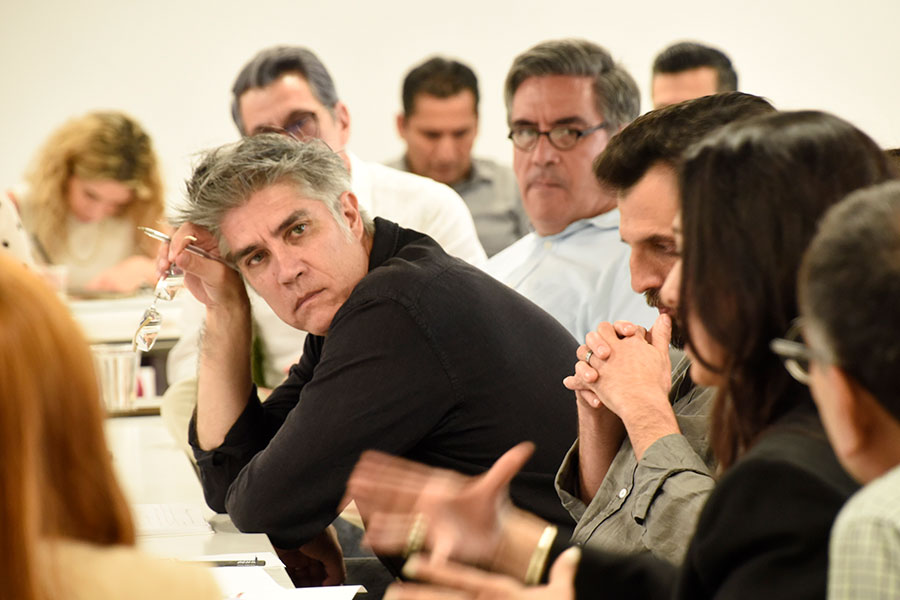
top-left (653, 41), bottom-right (738, 92)
top-left (594, 92), bottom-right (775, 191)
top-left (800, 181), bottom-right (900, 420)
top-left (231, 46), bottom-right (339, 134)
top-left (401, 57), bottom-right (479, 116)
top-left (885, 148), bottom-right (900, 176)
top-left (504, 39), bottom-right (639, 131)
top-left (678, 110), bottom-right (894, 468)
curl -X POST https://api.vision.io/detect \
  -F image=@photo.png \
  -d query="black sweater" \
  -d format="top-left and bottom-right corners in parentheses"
top-left (191, 218), bottom-right (578, 547)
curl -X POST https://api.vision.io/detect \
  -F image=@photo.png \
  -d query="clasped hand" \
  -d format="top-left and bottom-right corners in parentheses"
top-left (563, 313), bottom-right (673, 424)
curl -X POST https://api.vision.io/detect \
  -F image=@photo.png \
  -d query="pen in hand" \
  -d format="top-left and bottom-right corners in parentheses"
top-left (138, 226), bottom-right (238, 271)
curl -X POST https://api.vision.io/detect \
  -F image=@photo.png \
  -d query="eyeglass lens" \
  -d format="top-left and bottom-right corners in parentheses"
top-left (256, 113), bottom-right (319, 141)
top-left (510, 127), bottom-right (580, 151)
top-left (132, 266), bottom-right (183, 352)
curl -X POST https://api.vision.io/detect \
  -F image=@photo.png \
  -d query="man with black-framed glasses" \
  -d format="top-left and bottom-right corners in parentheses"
top-left (780, 182), bottom-right (900, 599)
top-left (485, 39), bottom-right (655, 341)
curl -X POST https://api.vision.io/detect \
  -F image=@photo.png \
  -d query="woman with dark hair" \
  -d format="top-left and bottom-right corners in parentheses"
top-left (346, 111), bottom-right (895, 600)
top-left (675, 110), bottom-right (898, 470)
top-left (639, 109), bottom-right (894, 598)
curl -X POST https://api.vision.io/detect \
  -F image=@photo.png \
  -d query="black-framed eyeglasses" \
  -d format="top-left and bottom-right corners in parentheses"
top-left (507, 123), bottom-right (608, 152)
top-left (255, 111), bottom-right (320, 140)
top-left (770, 318), bottom-right (831, 385)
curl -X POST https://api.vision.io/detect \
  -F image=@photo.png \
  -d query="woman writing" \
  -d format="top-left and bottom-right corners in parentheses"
top-left (12, 110), bottom-right (166, 293)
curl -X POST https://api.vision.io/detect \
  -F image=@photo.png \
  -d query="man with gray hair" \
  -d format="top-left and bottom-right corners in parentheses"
top-left (164, 135), bottom-right (578, 583)
top-left (166, 45), bottom-right (485, 397)
top-left (485, 39), bottom-right (655, 341)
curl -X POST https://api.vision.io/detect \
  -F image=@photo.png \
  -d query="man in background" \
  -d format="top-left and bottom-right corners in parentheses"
top-left (651, 41), bottom-right (738, 108)
top-left (485, 38), bottom-right (655, 341)
top-left (390, 56), bottom-right (529, 256)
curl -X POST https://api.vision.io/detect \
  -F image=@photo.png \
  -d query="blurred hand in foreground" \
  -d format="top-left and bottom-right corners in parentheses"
top-left (346, 442), bottom-right (544, 569)
top-left (383, 547), bottom-right (581, 600)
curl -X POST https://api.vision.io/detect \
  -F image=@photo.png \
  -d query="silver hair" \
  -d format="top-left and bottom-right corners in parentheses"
top-left (503, 39), bottom-right (640, 132)
top-left (231, 46), bottom-right (340, 134)
top-left (175, 134), bottom-right (373, 259)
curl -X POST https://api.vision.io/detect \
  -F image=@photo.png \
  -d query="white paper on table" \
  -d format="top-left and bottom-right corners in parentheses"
top-left (213, 567), bottom-right (362, 599)
top-left (134, 503), bottom-right (213, 537)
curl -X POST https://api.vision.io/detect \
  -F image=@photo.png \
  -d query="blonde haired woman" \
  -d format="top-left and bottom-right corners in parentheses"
top-left (0, 253), bottom-right (219, 599)
top-left (13, 110), bottom-right (166, 293)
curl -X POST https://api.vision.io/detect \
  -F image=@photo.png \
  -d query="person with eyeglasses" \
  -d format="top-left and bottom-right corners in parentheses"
top-left (776, 181), bottom-right (900, 599)
top-left (484, 39), bottom-right (656, 342)
top-left (160, 134), bottom-right (580, 589)
top-left (343, 111), bottom-right (893, 600)
top-left (345, 92), bottom-right (773, 573)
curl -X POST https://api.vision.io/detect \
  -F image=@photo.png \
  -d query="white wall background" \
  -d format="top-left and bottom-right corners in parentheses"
top-left (2, 0), bottom-right (898, 207)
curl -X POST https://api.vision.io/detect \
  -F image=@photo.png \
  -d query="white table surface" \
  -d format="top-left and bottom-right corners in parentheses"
top-left (104, 415), bottom-right (291, 584)
top-left (71, 294), bottom-right (186, 344)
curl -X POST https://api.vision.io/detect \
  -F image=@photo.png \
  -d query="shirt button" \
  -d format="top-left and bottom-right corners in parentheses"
top-left (618, 488), bottom-right (628, 499)
top-left (543, 241), bottom-right (553, 250)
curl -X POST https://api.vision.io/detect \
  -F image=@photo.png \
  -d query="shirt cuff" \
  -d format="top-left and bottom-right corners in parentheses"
top-left (555, 439), bottom-right (588, 522)
top-left (631, 432), bottom-right (713, 523)
top-left (189, 384), bottom-right (263, 461)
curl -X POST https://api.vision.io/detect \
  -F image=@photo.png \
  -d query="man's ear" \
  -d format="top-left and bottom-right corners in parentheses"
top-left (396, 113), bottom-right (408, 140)
top-left (823, 364), bottom-right (872, 455)
top-left (334, 101), bottom-right (352, 149)
top-left (340, 191), bottom-right (363, 237)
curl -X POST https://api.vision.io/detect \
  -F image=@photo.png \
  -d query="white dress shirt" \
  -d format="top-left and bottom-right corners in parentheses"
top-left (485, 209), bottom-right (656, 341)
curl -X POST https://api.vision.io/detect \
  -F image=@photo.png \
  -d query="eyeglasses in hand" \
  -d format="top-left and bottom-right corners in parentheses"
top-left (132, 266), bottom-right (184, 352)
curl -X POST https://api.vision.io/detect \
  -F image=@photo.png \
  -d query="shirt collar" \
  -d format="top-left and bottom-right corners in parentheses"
top-left (366, 217), bottom-right (400, 272)
top-left (539, 208), bottom-right (621, 241)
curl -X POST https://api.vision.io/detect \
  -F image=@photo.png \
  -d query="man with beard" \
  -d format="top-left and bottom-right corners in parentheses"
top-left (558, 92), bottom-right (776, 564)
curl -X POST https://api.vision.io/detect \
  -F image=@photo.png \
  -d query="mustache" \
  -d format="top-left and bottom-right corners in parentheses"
top-left (644, 288), bottom-right (685, 349)
top-left (526, 169), bottom-right (566, 188)
top-left (644, 288), bottom-right (666, 310)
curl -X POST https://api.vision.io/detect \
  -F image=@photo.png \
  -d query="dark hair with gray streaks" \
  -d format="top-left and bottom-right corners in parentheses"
top-left (231, 46), bottom-right (340, 134)
top-left (504, 39), bottom-right (640, 132)
top-left (175, 134), bottom-right (372, 259)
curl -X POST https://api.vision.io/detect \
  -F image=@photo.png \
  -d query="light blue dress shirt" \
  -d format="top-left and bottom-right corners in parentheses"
top-left (485, 209), bottom-right (657, 341)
